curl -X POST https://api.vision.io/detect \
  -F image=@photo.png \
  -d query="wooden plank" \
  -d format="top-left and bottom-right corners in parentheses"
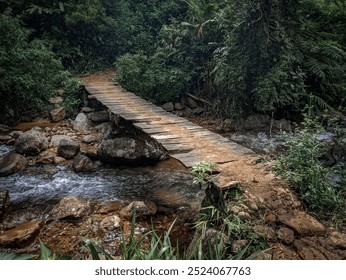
top-left (163, 144), bottom-right (193, 154)
top-left (151, 134), bottom-right (180, 140)
top-left (142, 128), bottom-right (171, 134)
top-left (158, 139), bottom-right (191, 145)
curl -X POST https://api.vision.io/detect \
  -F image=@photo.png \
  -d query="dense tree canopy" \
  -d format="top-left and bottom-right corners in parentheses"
top-left (0, 0), bottom-right (345, 123)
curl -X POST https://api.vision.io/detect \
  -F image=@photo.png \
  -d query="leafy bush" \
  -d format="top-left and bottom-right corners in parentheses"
top-left (115, 52), bottom-right (192, 104)
top-left (0, 12), bottom-right (63, 124)
top-left (275, 115), bottom-right (346, 215)
top-left (0, 12), bottom-right (82, 125)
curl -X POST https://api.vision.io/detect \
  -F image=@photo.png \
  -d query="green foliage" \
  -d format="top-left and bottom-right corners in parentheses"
top-left (39, 239), bottom-right (58, 260)
top-left (83, 238), bottom-right (113, 260)
top-left (115, 52), bottom-right (192, 103)
top-left (0, 251), bottom-right (33, 260)
top-left (0, 12), bottom-right (63, 124)
top-left (59, 73), bottom-right (82, 117)
top-left (190, 161), bottom-right (217, 187)
top-left (0, 12), bottom-right (82, 124)
top-left (275, 115), bottom-right (346, 215)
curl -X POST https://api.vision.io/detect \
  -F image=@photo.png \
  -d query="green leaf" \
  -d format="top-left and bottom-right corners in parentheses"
top-left (58, 2), bottom-right (65, 12)
top-left (0, 251), bottom-right (34, 260)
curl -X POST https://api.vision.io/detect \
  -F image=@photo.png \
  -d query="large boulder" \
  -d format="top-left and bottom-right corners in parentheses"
top-left (73, 112), bottom-right (93, 132)
top-left (49, 197), bottom-right (90, 220)
top-left (57, 139), bottom-right (80, 159)
top-left (97, 137), bottom-right (166, 164)
top-left (0, 153), bottom-right (27, 177)
top-left (14, 130), bottom-right (48, 156)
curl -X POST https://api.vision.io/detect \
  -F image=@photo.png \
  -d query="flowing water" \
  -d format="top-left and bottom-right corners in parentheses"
top-left (0, 145), bottom-right (203, 212)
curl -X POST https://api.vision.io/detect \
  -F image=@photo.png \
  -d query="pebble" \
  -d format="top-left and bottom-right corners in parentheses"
top-left (230, 206), bottom-right (241, 214)
top-left (238, 211), bottom-right (251, 220)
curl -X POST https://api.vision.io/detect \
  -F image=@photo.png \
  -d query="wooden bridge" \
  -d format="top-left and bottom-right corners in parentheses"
top-left (83, 81), bottom-right (257, 190)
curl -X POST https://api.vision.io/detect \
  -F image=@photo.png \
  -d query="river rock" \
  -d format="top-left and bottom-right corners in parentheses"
top-left (278, 211), bottom-right (326, 236)
top-left (73, 154), bottom-right (94, 172)
top-left (174, 103), bottom-right (184, 110)
top-left (94, 123), bottom-right (112, 135)
top-left (99, 215), bottom-right (122, 231)
top-left (277, 227), bottom-right (295, 244)
top-left (73, 113), bottom-right (93, 132)
top-left (49, 107), bottom-right (66, 122)
top-left (51, 135), bottom-right (73, 147)
top-left (182, 108), bottom-right (193, 117)
top-left (0, 189), bottom-right (9, 220)
top-left (0, 220), bottom-right (43, 247)
top-left (119, 201), bottom-right (157, 219)
top-left (98, 137), bottom-right (166, 164)
top-left (49, 197), bottom-right (90, 220)
top-left (82, 135), bottom-right (98, 143)
top-left (0, 135), bottom-right (12, 143)
top-left (53, 156), bottom-right (67, 165)
top-left (36, 153), bottom-right (54, 165)
top-left (14, 130), bottom-right (48, 156)
top-left (9, 131), bottom-right (23, 139)
top-left (0, 153), bottom-right (27, 176)
top-left (57, 139), bottom-right (80, 159)
top-left (162, 102), bottom-right (174, 112)
top-left (87, 110), bottom-right (110, 123)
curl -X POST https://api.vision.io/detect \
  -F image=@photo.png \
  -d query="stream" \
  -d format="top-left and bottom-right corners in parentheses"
top-left (0, 144), bottom-right (203, 227)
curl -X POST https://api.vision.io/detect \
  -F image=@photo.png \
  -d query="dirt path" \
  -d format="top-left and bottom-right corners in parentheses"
top-left (79, 70), bottom-right (346, 260)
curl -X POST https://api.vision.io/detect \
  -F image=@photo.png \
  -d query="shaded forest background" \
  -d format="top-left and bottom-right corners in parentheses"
top-left (0, 0), bottom-right (345, 124)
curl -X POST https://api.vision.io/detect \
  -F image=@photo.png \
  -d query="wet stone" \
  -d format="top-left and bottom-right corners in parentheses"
top-left (57, 139), bottom-right (80, 159)
top-left (119, 201), bottom-right (157, 220)
top-left (82, 135), bottom-right (98, 143)
top-left (0, 220), bottom-right (43, 247)
top-left (99, 215), bottom-right (122, 232)
top-left (49, 197), bottom-right (90, 220)
top-left (0, 153), bottom-right (27, 177)
top-left (73, 154), bottom-right (94, 172)
top-left (14, 130), bottom-right (48, 156)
